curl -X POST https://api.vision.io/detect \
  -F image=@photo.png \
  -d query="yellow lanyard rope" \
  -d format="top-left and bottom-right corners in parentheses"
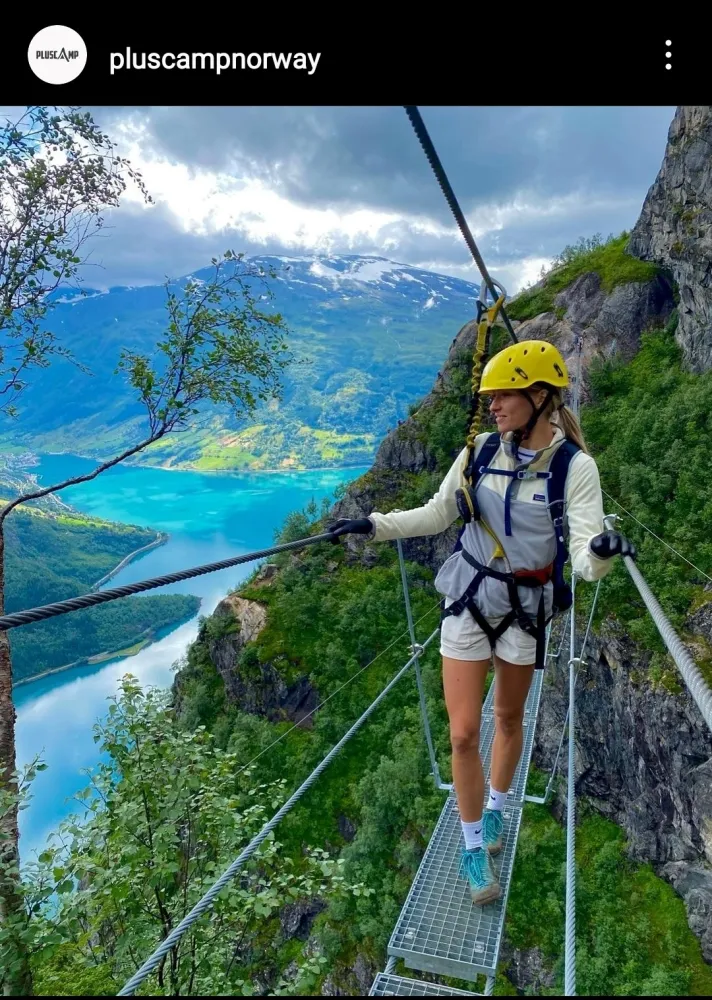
top-left (461, 290), bottom-right (507, 562)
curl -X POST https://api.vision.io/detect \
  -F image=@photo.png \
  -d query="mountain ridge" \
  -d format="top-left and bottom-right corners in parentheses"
top-left (2, 253), bottom-right (484, 473)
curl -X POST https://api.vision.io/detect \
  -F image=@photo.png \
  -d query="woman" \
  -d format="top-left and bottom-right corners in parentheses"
top-left (328, 339), bottom-right (635, 905)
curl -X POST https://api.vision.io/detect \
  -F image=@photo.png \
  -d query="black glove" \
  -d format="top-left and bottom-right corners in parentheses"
top-left (326, 517), bottom-right (373, 543)
top-left (590, 530), bottom-right (636, 560)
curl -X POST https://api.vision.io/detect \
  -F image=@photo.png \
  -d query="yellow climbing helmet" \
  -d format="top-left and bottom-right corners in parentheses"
top-left (479, 340), bottom-right (569, 392)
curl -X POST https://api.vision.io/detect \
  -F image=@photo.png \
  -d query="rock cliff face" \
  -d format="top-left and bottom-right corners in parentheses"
top-left (505, 271), bottom-right (674, 404)
top-left (535, 620), bottom-right (712, 960)
top-left (628, 106), bottom-right (712, 373)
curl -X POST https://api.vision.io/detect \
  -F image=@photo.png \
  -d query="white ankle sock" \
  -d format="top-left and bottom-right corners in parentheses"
top-left (461, 819), bottom-right (483, 850)
top-left (487, 787), bottom-right (508, 813)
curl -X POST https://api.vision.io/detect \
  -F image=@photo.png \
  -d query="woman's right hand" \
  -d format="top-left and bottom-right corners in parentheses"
top-left (326, 517), bottom-right (373, 543)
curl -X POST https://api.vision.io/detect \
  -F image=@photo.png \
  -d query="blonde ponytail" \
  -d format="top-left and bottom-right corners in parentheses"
top-left (555, 402), bottom-right (589, 454)
top-left (530, 382), bottom-right (590, 454)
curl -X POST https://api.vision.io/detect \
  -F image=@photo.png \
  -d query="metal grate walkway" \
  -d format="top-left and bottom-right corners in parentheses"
top-left (369, 668), bottom-right (544, 994)
top-left (370, 972), bottom-right (483, 995)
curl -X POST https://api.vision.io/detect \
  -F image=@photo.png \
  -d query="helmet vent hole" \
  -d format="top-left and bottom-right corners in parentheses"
top-left (541, 346), bottom-right (545, 352)
top-left (511, 377), bottom-right (515, 381)
top-left (524, 349), bottom-right (528, 355)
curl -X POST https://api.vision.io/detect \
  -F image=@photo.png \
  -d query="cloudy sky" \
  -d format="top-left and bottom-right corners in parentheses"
top-left (6, 105), bottom-right (677, 295)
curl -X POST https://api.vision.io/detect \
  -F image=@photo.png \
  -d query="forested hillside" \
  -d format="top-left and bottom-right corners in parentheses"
top-left (0, 255), bottom-right (482, 472)
top-left (4, 501), bottom-right (199, 683)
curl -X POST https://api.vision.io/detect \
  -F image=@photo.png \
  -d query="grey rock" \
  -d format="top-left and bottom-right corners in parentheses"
top-left (661, 861), bottom-right (712, 962)
top-left (320, 952), bottom-right (378, 995)
top-left (279, 897), bottom-right (326, 941)
top-left (629, 106), bottom-right (712, 372)
top-left (685, 596), bottom-right (712, 646)
top-left (534, 624), bottom-right (712, 868)
top-left (499, 941), bottom-right (556, 993)
top-left (338, 813), bottom-right (357, 842)
top-left (206, 594), bottom-right (317, 725)
top-left (253, 562), bottom-right (279, 585)
top-left (352, 953), bottom-right (378, 994)
top-left (512, 273), bottom-right (674, 402)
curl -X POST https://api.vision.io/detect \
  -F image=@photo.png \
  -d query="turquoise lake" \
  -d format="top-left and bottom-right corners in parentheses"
top-left (13, 453), bottom-right (368, 864)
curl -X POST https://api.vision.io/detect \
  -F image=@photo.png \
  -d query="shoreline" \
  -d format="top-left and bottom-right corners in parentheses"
top-left (36, 449), bottom-right (371, 477)
top-left (90, 531), bottom-right (169, 591)
top-left (12, 631), bottom-right (156, 688)
top-left (12, 602), bottom-right (201, 689)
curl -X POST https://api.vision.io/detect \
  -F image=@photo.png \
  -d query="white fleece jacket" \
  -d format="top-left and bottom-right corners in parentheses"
top-left (367, 424), bottom-right (614, 583)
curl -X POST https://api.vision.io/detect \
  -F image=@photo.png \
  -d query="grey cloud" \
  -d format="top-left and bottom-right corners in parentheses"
top-left (68, 105), bottom-right (678, 290)
top-left (89, 106), bottom-right (676, 219)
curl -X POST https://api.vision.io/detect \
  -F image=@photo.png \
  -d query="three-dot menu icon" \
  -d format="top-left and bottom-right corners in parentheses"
top-left (666, 40), bottom-right (671, 70)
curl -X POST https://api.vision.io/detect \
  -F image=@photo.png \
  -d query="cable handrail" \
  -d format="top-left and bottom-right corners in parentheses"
top-left (0, 530), bottom-right (341, 631)
top-left (604, 514), bottom-right (712, 733)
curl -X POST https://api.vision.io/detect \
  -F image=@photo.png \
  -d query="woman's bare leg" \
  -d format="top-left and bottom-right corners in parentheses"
top-left (442, 655), bottom-right (491, 821)
top-left (490, 656), bottom-right (535, 796)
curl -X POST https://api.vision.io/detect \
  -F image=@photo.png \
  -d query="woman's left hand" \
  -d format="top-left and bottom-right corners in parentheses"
top-left (590, 530), bottom-right (637, 560)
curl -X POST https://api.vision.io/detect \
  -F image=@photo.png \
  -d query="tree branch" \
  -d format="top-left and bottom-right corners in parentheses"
top-left (0, 426), bottom-right (169, 525)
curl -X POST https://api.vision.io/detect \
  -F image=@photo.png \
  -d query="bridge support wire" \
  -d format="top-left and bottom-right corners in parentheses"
top-left (396, 536), bottom-right (447, 789)
top-left (525, 579), bottom-right (601, 807)
top-left (604, 514), bottom-right (712, 734)
top-left (116, 625), bottom-right (441, 996)
top-left (565, 575), bottom-right (578, 996)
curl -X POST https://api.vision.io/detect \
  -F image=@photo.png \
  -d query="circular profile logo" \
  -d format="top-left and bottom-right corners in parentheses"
top-left (28, 26), bottom-right (87, 84)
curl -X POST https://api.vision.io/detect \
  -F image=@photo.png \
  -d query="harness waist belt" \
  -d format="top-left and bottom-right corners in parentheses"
top-left (441, 549), bottom-right (552, 669)
top-left (461, 548), bottom-right (553, 587)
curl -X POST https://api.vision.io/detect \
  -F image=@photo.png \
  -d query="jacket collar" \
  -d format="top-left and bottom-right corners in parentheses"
top-left (500, 421), bottom-right (566, 469)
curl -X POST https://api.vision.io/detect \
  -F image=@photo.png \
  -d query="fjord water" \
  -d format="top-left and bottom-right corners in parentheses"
top-left (14, 453), bottom-right (367, 864)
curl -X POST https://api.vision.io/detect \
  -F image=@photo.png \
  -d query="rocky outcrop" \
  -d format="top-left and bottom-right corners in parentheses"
top-left (320, 952), bottom-right (379, 996)
top-left (279, 898), bottom-right (326, 941)
top-left (499, 943), bottom-right (556, 993)
top-left (206, 593), bottom-right (317, 725)
top-left (662, 862), bottom-right (712, 962)
top-left (510, 272), bottom-right (675, 403)
top-left (536, 622), bottom-right (712, 865)
top-left (628, 106), bottom-right (712, 373)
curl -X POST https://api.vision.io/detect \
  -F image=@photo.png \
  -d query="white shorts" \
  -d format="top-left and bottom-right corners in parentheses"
top-left (439, 598), bottom-right (538, 666)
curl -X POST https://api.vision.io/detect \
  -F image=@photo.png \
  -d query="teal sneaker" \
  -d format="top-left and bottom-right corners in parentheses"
top-left (482, 808), bottom-right (504, 855)
top-left (458, 846), bottom-right (501, 905)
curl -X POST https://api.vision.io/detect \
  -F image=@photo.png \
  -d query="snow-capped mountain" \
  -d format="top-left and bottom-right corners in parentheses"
top-left (3, 254), bottom-right (482, 471)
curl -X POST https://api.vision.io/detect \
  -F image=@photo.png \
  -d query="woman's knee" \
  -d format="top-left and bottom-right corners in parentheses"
top-left (450, 723), bottom-right (481, 755)
top-left (494, 708), bottom-right (524, 737)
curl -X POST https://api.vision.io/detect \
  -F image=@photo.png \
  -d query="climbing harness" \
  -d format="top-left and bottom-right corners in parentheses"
top-left (443, 429), bottom-right (580, 669)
